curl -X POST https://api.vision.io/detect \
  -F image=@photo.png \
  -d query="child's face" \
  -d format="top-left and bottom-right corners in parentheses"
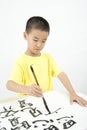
top-left (24, 29), bottom-right (49, 56)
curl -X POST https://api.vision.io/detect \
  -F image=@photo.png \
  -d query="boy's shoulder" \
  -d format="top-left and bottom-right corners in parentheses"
top-left (42, 52), bottom-right (54, 60)
top-left (14, 54), bottom-right (27, 64)
top-left (42, 52), bottom-right (52, 58)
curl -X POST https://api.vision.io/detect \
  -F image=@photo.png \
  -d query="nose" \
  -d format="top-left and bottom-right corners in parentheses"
top-left (36, 42), bottom-right (41, 47)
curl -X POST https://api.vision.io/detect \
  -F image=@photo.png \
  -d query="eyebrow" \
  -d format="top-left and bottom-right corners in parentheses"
top-left (33, 36), bottom-right (38, 39)
top-left (33, 36), bottom-right (47, 41)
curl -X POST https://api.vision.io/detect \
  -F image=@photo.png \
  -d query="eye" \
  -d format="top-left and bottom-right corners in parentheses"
top-left (33, 39), bottom-right (38, 42)
top-left (42, 41), bottom-right (46, 44)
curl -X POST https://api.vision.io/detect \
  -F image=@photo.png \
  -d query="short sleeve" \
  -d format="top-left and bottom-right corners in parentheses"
top-left (9, 60), bottom-right (24, 85)
top-left (48, 54), bottom-right (62, 77)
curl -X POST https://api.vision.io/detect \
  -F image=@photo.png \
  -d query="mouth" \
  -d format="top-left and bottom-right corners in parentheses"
top-left (35, 48), bottom-right (41, 51)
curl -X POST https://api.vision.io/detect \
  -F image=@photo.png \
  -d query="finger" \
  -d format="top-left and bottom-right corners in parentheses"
top-left (77, 100), bottom-right (84, 106)
top-left (33, 85), bottom-right (43, 95)
top-left (32, 90), bottom-right (42, 97)
top-left (27, 85), bottom-right (40, 97)
top-left (76, 96), bottom-right (87, 107)
top-left (79, 98), bottom-right (87, 107)
top-left (31, 86), bottom-right (43, 97)
top-left (75, 98), bottom-right (86, 107)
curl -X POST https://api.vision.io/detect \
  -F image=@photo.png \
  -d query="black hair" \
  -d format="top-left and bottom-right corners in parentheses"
top-left (25, 16), bottom-right (50, 34)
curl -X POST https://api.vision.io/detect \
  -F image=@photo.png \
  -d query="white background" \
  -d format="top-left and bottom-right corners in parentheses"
top-left (0, 0), bottom-right (87, 99)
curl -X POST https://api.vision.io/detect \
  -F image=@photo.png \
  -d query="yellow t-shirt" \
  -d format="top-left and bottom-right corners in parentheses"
top-left (9, 53), bottom-right (61, 94)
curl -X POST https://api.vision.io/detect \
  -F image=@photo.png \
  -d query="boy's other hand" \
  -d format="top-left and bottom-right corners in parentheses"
top-left (25, 84), bottom-right (43, 97)
top-left (70, 93), bottom-right (87, 107)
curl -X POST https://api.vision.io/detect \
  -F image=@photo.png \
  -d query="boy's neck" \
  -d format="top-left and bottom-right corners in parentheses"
top-left (25, 51), bottom-right (41, 57)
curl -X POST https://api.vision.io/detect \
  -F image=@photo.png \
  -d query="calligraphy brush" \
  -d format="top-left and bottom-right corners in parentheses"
top-left (30, 65), bottom-right (51, 114)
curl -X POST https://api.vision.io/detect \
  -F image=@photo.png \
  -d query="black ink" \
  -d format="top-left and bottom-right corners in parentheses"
top-left (57, 116), bottom-right (71, 121)
top-left (63, 120), bottom-right (76, 129)
top-left (21, 121), bottom-right (31, 129)
top-left (56, 115), bottom-right (76, 129)
top-left (49, 119), bottom-right (54, 122)
top-left (32, 119), bottom-right (49, 128)
top-left (18, 100), bottom-right (33, 109)
top-left (32, 119), bottom-right (49, 124)
top-left (0, 128), bottom-right (7, 130)
top-left (18, 100), bottom-right (42, 117)
top-left (9, 119), bottom-right (31, 130)
top-left (42, 124), bottom-right (47, 126)
top-left (11, 127), bottom-right (20, 130)
top-left (42, 97), bottom-right (51, 114)
top-left (18, 100), bottom-right (27, 108)
top-left (0, 106), bottom-right (19, 118)
top-left (8, 117), bottom-right (20, 127)
top-left (34, 125), bottom-right (38, 128)
top-left (45, 108), bottom-right (61, 115)
top-left (29, 107), bottom-right (42, 117)
top-left (44, 125), bottom-right (59, 130)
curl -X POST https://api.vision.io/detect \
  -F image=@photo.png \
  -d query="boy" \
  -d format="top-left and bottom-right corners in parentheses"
top-left (6, 16), bottom-right (87, 106)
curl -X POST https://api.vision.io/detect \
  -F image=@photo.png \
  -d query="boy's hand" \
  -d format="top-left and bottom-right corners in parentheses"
top-left (25, 84), bottom-right (43, 97)
top-left (70, 93), bottom-right (87, 107)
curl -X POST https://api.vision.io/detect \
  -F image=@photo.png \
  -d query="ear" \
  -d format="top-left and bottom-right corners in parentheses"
top-left (23, 32), bottom-right (28, 40)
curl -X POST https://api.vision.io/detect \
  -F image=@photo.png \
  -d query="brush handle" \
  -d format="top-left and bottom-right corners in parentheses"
top-left (30, 65), bottom-right (51, 114)
top-left (30, 66), bottom-right (39, 85)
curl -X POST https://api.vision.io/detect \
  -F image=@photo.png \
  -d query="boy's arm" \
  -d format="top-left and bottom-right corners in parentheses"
top-left (6, 80), bottom-right (26, 94)
top-left (57, 72), bottom-right (87, 107)
top-left (6, 80), bottom-right (43, 97)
